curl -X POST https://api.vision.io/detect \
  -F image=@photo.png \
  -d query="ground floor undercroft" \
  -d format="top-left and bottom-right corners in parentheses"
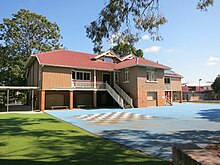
top-left (36, 90), bottom-right (183, 112)
top-left (37, 90), bottom-right (119, 112)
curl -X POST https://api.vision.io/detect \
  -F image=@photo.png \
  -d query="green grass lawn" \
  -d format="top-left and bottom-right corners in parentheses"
top-left (0, 113), bottom-right (168, 165)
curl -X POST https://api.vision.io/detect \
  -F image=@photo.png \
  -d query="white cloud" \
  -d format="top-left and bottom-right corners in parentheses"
top-left (144, 46), bottom-right (161, 53)
top-left (142, 34), bottom-right (150, 40)
top-left (207, 56), bottom-right (220, 66)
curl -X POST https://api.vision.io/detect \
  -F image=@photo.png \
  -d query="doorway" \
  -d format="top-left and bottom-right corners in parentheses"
top-left (102, 73), bottom-right (111, 84)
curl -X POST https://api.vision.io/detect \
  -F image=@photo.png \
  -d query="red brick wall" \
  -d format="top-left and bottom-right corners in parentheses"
top-left (118, 66), bottom-right (138, 107)
top-left (117, 66), bottom-right (166, 108)
top-left (137, 67), bottom-right (165, 107)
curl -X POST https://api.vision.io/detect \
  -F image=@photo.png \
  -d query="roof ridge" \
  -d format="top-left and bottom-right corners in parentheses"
top-left (32, 49), bottom-right (96, 57)
top-left (31, 49), bottom-right (62, 56)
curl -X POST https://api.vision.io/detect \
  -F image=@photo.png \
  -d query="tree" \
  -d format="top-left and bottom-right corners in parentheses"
top-left (86, 0), bottom-right (214, 53)
top-left (211, 75), bottom-right (220, 94)
top-left (0, 9), bottom-right (63, 85)
top-left (112, 43), bottom-right (143, 57)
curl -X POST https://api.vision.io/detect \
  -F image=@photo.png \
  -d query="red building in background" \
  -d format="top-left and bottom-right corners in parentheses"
top-left (182, 82), bottom-right (214, 101)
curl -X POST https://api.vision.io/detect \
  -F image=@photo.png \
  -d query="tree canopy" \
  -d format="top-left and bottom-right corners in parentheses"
top-left (0, 9), bottom-right (63, 85)
top-left (211, 75), bottom-right (220, 94)
top-left (86, 0), bottom-right (214, 53)
top-left (112, 43), bottom-right (143, 57)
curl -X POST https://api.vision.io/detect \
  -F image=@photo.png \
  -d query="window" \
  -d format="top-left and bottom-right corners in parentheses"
top-left (147, 92), bottom-right (157, 101)
top-left (84, 72), bottom-right (90, 80)
top-left (77, 72), bottom-right (83, 80)
top-left (146, 69), bottom-right (156, 82)
top-left (72, 71), bottom-right (91, 80)
top-left (101, 57), bottom-right (114, 63)
top-left (114, 72), bottom-right (119, 83)
top-left (164, 77), bottom-right (171, 84)
top-left (124, 68), bottom-right (129, 82)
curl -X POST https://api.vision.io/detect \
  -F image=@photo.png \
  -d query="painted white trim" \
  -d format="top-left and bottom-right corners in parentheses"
top-left (114, 71), bottom-right (119, 83)
top-left (49, 88), bottom-right (107, 92)
top-left (93, 50), bottom-right (122, 61)
top-left (72, 70), bottom-right (91, 81)
top-left (121, 54), bottom-right (135, 61)
top-left (116, 64), bottom-right (171, 70)
top-left (43, 64), bottom-right (115, 71)
top-left (124, 68), bottom-right (129, 83)
top-left (94, 70), bottom-right (97, 89)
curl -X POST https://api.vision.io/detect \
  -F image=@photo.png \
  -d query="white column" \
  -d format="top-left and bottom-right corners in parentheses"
top-left (31, 90), bottom-right (34, 111)
top-left (94, 70), bottom-right (96, 89)
top-left (7, 89), bottom-right (9, 112)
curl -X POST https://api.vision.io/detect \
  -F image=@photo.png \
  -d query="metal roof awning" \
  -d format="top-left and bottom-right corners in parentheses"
top-left (0, 86), bottom-right (39, 112)
top-left (0, 86), bottom-right (39, 90)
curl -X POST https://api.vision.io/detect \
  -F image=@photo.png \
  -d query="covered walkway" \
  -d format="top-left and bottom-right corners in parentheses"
top-left (0, 86), bottom-right (39, 112)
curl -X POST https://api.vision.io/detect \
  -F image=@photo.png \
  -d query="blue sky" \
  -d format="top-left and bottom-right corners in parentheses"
top-left (1, 0), bottom-right (220, 83)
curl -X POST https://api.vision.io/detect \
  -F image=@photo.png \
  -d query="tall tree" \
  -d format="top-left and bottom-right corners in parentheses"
top-left (0, 9), bottom-right (63, 85)
top-left (211, 75), bottom-right (220, 94)
top-left (86, 0), bottom-right (214, 53)
top-left (112, 43), bottom-right (143, 57)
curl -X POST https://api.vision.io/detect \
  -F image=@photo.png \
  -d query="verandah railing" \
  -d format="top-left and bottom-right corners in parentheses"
top-left (106, 83), bottom-right (124, 108)
top-left (72, 81), bottom-right (125, 108)
top-left (72, 82), bottom-right (106, 89)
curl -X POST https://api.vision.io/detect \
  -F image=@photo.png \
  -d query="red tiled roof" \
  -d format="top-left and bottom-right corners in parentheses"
top-left (32, 50), bottom-right (116, 70)
top-left (164, 70), bottom-right (183, 78)
top-left (30, 50), bottom-right (170, 70)
top-left (115, 57), bottom-right (170, 70)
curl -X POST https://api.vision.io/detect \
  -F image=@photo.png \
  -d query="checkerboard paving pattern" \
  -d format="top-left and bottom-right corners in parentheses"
top-left (75, 112), bottom-right (153, 124)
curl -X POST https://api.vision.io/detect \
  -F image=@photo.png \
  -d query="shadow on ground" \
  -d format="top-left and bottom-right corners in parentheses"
top-left (0, 105), bottom-right (35, 112)
top-left (197, 109), bottom-right (220, 122)
top-left (0, 114), bottom-right (167, 165)
top-left (101, 129), bottom-right (220, 160)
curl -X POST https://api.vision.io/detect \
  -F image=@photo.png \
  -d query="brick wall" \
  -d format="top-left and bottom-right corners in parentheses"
top-left (137, 67), bottom-right (165, 107)
top-left (118, 66), bottom-right (138, 107)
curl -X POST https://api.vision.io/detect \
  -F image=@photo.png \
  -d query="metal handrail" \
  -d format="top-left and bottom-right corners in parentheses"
top-left (165, 96), bottom-right (173, 106)
top-left (114, 83), bottom-right (134, 108)
top-left (106, 83), bottom-right (124, 108)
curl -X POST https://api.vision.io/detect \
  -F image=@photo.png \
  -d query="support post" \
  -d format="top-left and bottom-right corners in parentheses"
top-left (94, 70), bottom-right (96, 89)
top-left (69, 91), bottom-right (73, 110)
top-left (170, 91), bottom-right (173, 103)
top-left (31, 90), bottom-right (34, 112)
top-left (93, 91), bottom-right (97, 108)
top-left (7, 89), bottom-right (9, 112)
top-left (40, 90), bottom-right (45, 112)
top-left (180, 91), bottom-right (183, 103)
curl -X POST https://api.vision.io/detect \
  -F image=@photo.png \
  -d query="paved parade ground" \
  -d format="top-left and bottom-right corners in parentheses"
top-left (47, 103), bottom-right (220, 160)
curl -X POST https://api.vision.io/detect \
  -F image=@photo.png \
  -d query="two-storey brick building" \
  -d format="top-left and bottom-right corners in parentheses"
top-left (26, 50), bottom-right (182, 111)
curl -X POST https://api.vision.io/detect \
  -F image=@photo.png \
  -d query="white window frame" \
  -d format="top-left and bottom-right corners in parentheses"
top-left (147, 92), bottom-right (157, 101)
top-left (164, 77), bottom-right (171, 84)
top-left (72, 70), bottom-right (91, 81)
top-left (114, 71), bottom-right (119, 83)
top-left (146, 69), bottom-right (157, 82)
top-left (124, 68), bottom-right (129, 83)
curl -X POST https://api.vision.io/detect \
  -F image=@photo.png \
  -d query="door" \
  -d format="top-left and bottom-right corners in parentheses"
top-left (102, 74), bottom-right (111, 84)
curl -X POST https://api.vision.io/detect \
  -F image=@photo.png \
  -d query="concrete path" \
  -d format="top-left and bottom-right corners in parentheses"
top-left (47, 103), bottom-right (220, 160)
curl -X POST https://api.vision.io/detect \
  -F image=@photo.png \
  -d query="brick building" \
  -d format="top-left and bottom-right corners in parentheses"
top-left (26, 50), bottom-right (183, 111)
